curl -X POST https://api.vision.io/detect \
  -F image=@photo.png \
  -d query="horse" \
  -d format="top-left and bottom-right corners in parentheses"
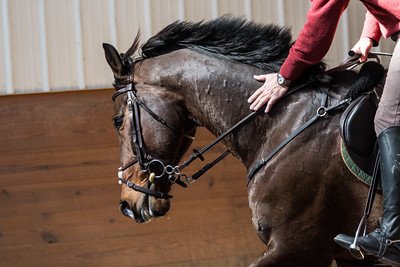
top-left (103, 16), bottom-right (386, 267)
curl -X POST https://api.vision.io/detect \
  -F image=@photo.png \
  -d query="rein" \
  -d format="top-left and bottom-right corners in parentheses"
top-left (113, 52), bottom-right (385, 198)
top-left (247, 92), bottom-right (348, 182)
top-left (247, 51), bottom-right (391, 182)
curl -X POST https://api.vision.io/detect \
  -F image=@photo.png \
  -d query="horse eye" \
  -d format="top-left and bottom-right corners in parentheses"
top-left (113, 116), bottom-right (124, 130)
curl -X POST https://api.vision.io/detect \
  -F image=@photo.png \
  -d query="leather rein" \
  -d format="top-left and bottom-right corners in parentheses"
top-left (113, 52), bottom-right (386, 199)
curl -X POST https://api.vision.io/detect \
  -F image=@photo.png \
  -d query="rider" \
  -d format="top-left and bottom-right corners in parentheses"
top-left (247, 0), bottom-right (400, 263)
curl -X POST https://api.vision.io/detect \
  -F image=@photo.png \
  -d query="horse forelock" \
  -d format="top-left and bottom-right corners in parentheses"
top-left (124, 32), bottom-right (141, 59)
top-left (139, 15), bottom-right (294, 73)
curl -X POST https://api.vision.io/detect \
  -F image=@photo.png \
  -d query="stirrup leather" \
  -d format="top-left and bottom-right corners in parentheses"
top-left (348, 152), bottom-right (381, 259)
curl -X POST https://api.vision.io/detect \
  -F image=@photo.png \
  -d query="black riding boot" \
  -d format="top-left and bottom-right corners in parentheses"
top-left (335, 126), bottom-right (400, 264)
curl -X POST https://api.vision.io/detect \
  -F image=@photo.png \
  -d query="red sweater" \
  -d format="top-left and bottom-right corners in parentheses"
top-left (280, 0), bottom-right (400, 81)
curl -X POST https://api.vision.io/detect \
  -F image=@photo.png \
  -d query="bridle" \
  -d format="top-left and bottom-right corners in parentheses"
top-left (113, 81), bottom-right (194, 199)
top-left (113, 52), bottom-right (388, 200)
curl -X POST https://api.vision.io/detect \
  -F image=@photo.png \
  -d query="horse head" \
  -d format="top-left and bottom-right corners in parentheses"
top-left (103, 37), bottom-right (197, 223)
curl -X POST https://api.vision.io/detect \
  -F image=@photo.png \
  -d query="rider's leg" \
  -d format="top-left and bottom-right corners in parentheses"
top-left (374, 34), bottom-right (400, 135)
top-left (335, 126), bottom-right (400, 264)
top-left (335, 35), bottom-right (400, 264)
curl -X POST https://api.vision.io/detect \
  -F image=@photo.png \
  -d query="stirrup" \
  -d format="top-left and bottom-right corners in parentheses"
top-left (349, 153), bottom-right (381, 259)
top-left (349, 215), bottom-right (367, 259)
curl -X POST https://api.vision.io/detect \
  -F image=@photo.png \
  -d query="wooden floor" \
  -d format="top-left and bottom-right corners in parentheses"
top-left (0, 90), bottom-right (265, 267)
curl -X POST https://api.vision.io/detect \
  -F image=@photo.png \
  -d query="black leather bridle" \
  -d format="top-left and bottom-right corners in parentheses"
top-left (113, 82), bottom-right (189, 199)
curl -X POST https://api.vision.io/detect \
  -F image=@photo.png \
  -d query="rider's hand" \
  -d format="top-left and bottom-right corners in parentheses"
top-left (248, 73), bottom-right (288, 113)
top-left (351, 37), bottom-right (374, 62)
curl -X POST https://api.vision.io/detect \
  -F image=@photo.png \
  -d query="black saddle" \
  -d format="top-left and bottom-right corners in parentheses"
top-left (340, 61), bottom-right (385, 180)
top-left (340, 89), bottom-right (381, 178)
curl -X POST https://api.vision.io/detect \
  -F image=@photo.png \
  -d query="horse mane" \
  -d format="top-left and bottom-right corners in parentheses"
top-left (140, 16), bottom-right (291, 73)
top-left (130, 16), bottom-right (329, 83)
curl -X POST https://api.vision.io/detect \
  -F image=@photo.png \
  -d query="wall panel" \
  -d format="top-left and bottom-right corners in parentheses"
top-left (184, 0), bottom-right (218, 22)
top-left (80, 0), bottom-right (115, 89)
top-left (9, 0), bottom-right (44, 94)
top-left (150, 0), bottom-right (183, 35)
top-left (347, 0), bottom-right (366, 46)
top-left (325, 12), bottom-right (349, 68)
top-left (115, 0), bottom-right (152, 51)
top-left (45, 0), bottom-right (82, 91)
top-left (0, 0), bottom-right (7, 94)
top-left (283, 0), bottom-right (309, 37)
top-left (218, 0), bottom-right (250, 18)
top-left (251, 0), bottom-right (282, 25)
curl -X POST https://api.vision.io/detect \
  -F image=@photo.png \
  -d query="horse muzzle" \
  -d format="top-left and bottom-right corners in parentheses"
top-left (119, 196), bottom-right (170, 223)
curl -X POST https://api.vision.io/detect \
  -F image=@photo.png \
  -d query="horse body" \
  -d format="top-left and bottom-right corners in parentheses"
top-left (105, 17), bottom-right (384, 266)
top-left (134, 48), bottom-right (382, 266)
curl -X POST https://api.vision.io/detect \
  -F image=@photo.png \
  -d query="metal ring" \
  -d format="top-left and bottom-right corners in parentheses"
top-left (173, 166), bottom-right (181, 175)
top-left (165, 165), bottom-right (174, 175)
top-left (185, 176), bottom-right (195, 184)
top-left (317, 106), bottom-right (327, 117)
top-left (146, 159), bottom-right (166, 178)
top-left (168, 174), bottom-right (178, 183)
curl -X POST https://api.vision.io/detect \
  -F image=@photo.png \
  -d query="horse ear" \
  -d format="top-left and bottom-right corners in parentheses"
top-left (103, 43), bottom-right (124, 76)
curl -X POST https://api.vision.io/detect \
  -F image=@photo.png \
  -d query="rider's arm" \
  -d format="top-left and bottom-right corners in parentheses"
top-left (249, 0), bottom-right (351, 113)
top-left (279, 0), bottom-right (350, 81)
top-left (350, 11), bottom-right (381, 62)
top-left (360, 10), bottom-right (382, 47)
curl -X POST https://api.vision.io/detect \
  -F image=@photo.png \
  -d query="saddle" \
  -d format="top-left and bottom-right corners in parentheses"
top-left (340, 62), bottom-right (385, 184)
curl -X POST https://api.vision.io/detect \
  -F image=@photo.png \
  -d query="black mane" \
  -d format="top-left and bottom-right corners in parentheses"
top-left (139, 16), bottom-right (328, 82)
top-left (141, 16), bottom-right (293, 73)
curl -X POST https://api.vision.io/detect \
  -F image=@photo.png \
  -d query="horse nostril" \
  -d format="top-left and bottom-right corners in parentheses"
top-left (119, 201), bottom-right (135, 219)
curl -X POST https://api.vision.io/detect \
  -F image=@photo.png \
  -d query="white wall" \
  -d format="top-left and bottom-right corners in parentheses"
top-left (0, 0), bottom-right (395, 95)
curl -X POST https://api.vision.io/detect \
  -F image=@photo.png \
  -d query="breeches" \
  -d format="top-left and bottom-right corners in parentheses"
top-left (374, 37), bottom-right (400, 135)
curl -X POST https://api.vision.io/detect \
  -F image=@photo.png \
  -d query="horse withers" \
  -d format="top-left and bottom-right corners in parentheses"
top-left (104, 16), bottom-right (385, 267)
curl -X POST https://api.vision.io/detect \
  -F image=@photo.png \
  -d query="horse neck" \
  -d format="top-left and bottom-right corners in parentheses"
top-left (135, 49), bottom-right (332, 169)
top-left (136, 49), bottom-right (270, 167)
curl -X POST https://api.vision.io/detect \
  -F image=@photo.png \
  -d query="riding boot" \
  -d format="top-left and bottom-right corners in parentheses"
top-left (335, 126), bottom-right (400, 264)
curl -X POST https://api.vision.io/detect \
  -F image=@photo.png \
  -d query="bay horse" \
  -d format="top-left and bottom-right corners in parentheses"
top-left (103, 16), bottom-right (385, 267)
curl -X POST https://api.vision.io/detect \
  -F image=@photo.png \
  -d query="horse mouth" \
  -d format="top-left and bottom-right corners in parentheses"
top-left (119, 200), bottom-right (152, 223)
top-left (140, 199), bottom-right (155, 223)
top-left (119, 195), bottom-right (169, 223)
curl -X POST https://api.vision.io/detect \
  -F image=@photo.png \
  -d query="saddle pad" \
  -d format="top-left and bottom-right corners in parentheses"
top-left (340, 139), bottom-right (373, 186)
